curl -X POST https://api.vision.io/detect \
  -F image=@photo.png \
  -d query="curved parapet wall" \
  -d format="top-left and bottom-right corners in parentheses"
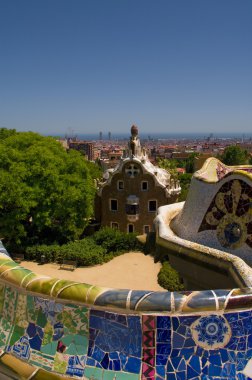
top-left (1, 244), bottom-right (252, 378)
top-left (171, 158), bottom-right (252, 265)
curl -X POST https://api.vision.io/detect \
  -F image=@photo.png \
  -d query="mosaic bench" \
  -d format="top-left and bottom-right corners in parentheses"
top-left (1, 241), bottom-right (252, 380)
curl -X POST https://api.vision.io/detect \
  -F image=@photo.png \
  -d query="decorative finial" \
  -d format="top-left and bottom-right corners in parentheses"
top-left (131, 125), bottom-right (138, 137)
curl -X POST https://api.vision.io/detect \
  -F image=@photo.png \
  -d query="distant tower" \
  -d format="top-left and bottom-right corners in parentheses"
top-left (108, 131), bottom-right (111, 141)
top-left (99, 131), bottom-right (103, 141)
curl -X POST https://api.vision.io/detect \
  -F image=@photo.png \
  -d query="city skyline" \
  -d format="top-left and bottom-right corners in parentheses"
top-left (0, 0), bottom-right (252, 135)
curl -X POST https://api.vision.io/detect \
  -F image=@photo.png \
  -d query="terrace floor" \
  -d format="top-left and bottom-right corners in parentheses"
top-left (20, 251), bottom-right (164, 291)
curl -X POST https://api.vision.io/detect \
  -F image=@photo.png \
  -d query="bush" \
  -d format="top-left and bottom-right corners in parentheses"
top-left (25, 239), bottom-right (106, 266)
top-left (25, 244), bottom-right (60, 262)
top-left (24, 227), bottom-right (143, 266)
top-left (158, 261), bottom-right (184, 291)
top-left (92, 227), bottom-right (141, 253)
top-left (58, 238), bottom-right (106, 266)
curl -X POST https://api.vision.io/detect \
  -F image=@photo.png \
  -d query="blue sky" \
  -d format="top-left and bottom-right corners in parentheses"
top-left (0, 0), bottom-right (251, 136)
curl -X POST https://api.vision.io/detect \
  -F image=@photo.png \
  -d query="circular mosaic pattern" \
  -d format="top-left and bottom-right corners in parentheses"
top-left (191, 315), bottom-right (231, 349)
top-left (199, 179), bottom-right (252, 249)
top-left (217, 215), bottom-right (247, 249)
top-left (224, 222), bottom-right (242, 244)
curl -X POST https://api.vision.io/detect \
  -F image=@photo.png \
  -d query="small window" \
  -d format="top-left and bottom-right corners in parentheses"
top-left (148, 200), bottom-right (157, 212)
top-left (128, 224), bottom-right (134, 233)
top-left (144, 225), bottom-right (150, 234)
top-left (110, 199), bottom-right (118, 211)
top-left (118, 180), bottom-right (124, 190)
top-left (111, 222), bottom-right (119, 229)
top-left (141, 181), bottom-right (148, 191)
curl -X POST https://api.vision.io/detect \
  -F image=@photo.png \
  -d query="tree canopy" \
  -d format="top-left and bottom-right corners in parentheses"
top-left (0, 129), bottom-right (95, 249)
top-left (220, 145), bottom-right (248, 166)
top-left (157, 158), bottom-right (179, 180)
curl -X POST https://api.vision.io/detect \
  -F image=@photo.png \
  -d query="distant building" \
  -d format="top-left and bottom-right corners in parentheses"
top-left (68, 141), bottom-right (94, 161)
top-left (95, 125), bottom-right (181, 234)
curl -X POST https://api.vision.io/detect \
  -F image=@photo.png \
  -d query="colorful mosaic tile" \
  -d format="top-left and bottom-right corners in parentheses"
top-left (191, 315), bottom-right (231, 349)
top-left (199, 179), bottom-right (252, 249)
top-left (3, 238), bottom-right (252, 379)
top-left (88, 310), bottom-right (141, 376)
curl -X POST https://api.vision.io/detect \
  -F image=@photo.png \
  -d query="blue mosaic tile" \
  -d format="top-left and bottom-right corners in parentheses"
top-left (221, 362), bottom-right (237, 377)
top-left (176, 370), bottom-right (186, 380)
top-left (88, 311), bottom-right (141, 375)
top-left (157, 316), bottom-right (171, 329)
top-left (189, 355), bottom-right (201, 373)
top-left (66, 355), bottom-right (85, 377)
top-left (94, 290), bottom-right (129, 308)
top-left (157, 328), bottom-right (170, 343)
top-left (124, 356), bottom-right (141, 373)
top-left (237, 373), bottom-right (247, 380)
top-left (209, 353), bottom-right (222, 366)
top-left (135, 291), bottom-right (171, 311)
top-left (156, 354), bottom-right (168, 366)
top-left (129, 290), bottom-right (150, 309)
top-left (5, 271), bottom-right (252, 380)
top-left (187, 364), bottom-right (200, 379)
top-left (167, 373), bottom-right (176, 380)
top-left (185, 290), bottom-right (217, 311)
top-left (170, 356), bottom-right (181, 370)
top-left (209, 363), bottom-right (222, 376)
top-left (157, 342), bottom-right (171, 356)
top-left (179, 347), bottom-right (195, 359)
top-left (101, 353), bottom-right (109, 369)
top-left (156, 364), bottom-right (165, 377)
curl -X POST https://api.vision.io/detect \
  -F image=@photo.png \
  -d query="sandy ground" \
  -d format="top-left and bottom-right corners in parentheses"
top-left (20, 252), bottom-right (164, 291)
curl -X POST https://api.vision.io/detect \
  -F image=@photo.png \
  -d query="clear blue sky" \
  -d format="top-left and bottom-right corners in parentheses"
top-left (0, 0), bottom-right (251, 136)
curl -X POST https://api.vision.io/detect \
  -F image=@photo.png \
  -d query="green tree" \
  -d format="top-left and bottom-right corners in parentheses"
top-left (157, 158), bottom-right (179, 180)
top-left (220, 145), bottom-right (248, 166)
top-left (0, 127), bottom-right (17, 140)
top-left (178, 173), bottom-right (193, 201)
top-left (85, 160), bottom-right (102, 180)
top-left (185, 152), bottom-right (199, 173)
top-left (0, 130), bottom-right (95, 249)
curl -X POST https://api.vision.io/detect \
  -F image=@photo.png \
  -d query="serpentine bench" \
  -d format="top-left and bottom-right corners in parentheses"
top-left (1, 240), bottom-right (252, 380)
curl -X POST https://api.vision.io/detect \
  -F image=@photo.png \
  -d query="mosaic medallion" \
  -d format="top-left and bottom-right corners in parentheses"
top-left (191, 315), bottom-right (231, 349)
top-left (199, 179), bottom-right (252, 249)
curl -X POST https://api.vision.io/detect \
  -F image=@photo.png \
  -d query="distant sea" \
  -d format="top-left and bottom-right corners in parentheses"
top-left (51, 132), bottom-right (252, 141)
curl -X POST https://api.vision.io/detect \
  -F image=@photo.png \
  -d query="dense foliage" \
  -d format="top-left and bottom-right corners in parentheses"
top-left (157, 158), bottom-right (193, 201)
top-left (24, 227), bottom-right (141, 266)
top-left (0, 128), bottom-right (95, 250)
top-left (85, 160), bottom-right (102, 180)
top-left (220, 145), bottom-right (248, 166)
top-left (157, 158), bottom-right (179, 180)
top-left (158, 261), bottom-right (184, 291)
top-left (185, 152), bottom-right (199, 173)
top-left (178, 173), bottom-right (193, 201)
top-left (92, 226), bottom-right (141, 253)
